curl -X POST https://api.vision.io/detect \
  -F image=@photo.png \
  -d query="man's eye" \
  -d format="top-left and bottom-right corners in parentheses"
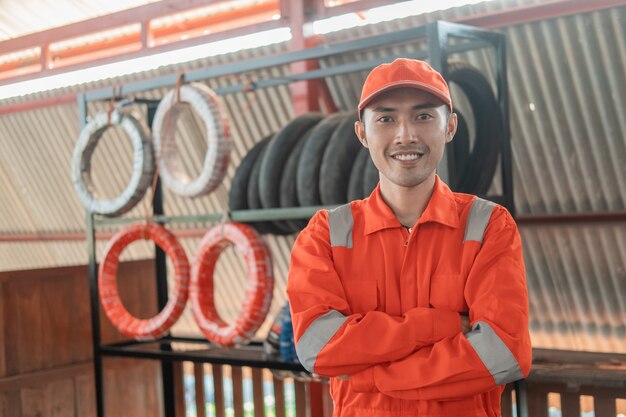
top-left (417, 113), bottom-right (433, 120)
top-left (378, 115), bottom-right (393, 122)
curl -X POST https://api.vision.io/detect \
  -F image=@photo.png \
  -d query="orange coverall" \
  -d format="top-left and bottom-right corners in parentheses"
top-left (287, 176), bottom-right (532, 416)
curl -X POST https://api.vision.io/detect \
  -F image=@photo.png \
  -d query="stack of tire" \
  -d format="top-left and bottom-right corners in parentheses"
top-left (230, 62), bottom-right (502, 236)
top-left (72, 83), bottom-right (276, 346)
top-left (446, 62), bottom-right (502, 195)
top-left (229, 112), bottom-right (379, 235)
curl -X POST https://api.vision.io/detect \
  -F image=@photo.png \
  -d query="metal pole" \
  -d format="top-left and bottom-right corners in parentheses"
top-left (428, 21), bottom-right (454, 186)
top-left (496, 35), bottom-right (514, 216)
top-left (146, 101), bottom-right (177, 417)
top-left (87, 211), bottom-right (105, 417)
top-left (514, 379), bottom-right (529, 417)
top-left (80, 90), bottom-right (106, 417)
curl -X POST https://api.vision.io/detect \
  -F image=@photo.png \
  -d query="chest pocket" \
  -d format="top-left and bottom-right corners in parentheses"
top-left (328, 204), bottom-right (379, 313)
top-left (430, 197), bottom-right (496, 312)
top-left (343, 279), bottom-right (378, 314)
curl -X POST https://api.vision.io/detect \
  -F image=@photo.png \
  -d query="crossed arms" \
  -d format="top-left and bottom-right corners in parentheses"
top-left (286, 207), bottom-right (532, 401)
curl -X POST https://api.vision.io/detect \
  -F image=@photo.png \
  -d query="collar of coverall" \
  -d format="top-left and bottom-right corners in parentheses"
top-left (363, 175), bottom-right (461, 235)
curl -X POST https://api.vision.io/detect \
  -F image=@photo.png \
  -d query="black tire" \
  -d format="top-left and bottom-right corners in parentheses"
top-left (247, 143), bottom-right (290, 235)
top-left (229, 134), bottom-right (273, 212)
top-left (447, 62), bottom-right (502, 195)
top-left (347, 147), bottom-right (369, 201)
top-left (450, 110), bottom-right (470, 190)
top-left (279, 127), bottom-right (316, 233)
top-left (362, 154), bottom-right (378, 197)
top-left (296, 113), bottom-right (347, 207)
top-left (319, 113), bottom-right (361, 205)
top-left (259, 113), bottom-right (324, 209)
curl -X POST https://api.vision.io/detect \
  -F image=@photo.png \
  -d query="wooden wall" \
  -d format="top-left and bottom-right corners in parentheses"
top-left (0, 260), bottom-right (163, 417)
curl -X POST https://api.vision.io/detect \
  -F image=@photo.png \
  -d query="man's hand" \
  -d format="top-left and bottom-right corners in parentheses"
top-left (460, 314), bottom-right (471, 334)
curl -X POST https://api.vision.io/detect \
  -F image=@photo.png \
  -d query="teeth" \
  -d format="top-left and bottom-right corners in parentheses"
top-left (393, 153), bottom-right (419, 161)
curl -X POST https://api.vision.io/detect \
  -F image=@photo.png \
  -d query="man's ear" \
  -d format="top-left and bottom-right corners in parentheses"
top-left (355, 121), bottom-right (368, 148)
top-left (446, 112), bottom-right (458, 144)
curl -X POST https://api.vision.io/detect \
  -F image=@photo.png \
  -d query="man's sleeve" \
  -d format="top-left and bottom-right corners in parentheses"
top-left (349, 206), bottom-right (532, 400)
top-left (287, 209), bottom-right (462, 377)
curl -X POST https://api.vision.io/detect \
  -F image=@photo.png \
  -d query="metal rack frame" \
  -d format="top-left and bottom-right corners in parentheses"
top-left (79, 21), bottom-right (512, 417)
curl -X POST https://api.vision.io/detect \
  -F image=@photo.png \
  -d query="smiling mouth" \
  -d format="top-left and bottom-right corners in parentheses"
top-left (391, 153), bottom-right (423, 161)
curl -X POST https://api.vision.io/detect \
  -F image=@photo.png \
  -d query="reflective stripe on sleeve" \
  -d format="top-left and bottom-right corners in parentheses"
top-left (466, 321), bottom-right (524, 385)
top-left (464, 198), bottom-right (496, 243)
top-left (295, 310), bottom-right (348, 373)
top-left (327, 204), bottom-right (353, 248)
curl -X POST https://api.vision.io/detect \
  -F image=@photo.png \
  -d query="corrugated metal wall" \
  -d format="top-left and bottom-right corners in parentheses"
top-left (0, 0), bottom-right (624, 352)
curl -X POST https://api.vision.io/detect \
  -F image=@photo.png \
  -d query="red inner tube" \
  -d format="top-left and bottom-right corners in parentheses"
top-left (191, 222), bottom-right (274, 347)
top-left (99, 222), bottom-right (190, 339)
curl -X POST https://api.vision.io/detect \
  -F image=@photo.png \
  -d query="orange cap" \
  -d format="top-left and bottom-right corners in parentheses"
top-left (358, 58), bottom-right (452, 119)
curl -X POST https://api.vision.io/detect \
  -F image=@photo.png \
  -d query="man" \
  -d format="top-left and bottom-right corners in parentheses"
top-left (287, 58), bottom-right (531, 417)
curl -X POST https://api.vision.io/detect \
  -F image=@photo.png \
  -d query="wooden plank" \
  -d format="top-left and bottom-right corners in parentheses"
top-left (20, 386), bottom-right (46, 417)
top-left (527, 389), bottom-right (549, 417)
top-left (195, 363), bottom-right (206, 417)
top-left (2, 282), bottom-right (20, 377)
top-left (0, 284), bottom-right (5, 378)
top-left (173, 361), bottom-right (187, 417)
top-left (294, 380), bottom-right (307, 417)
top-left (232, 366), bottom-right (244, 417)
top-left (4, 280), bottom-right (45, 375)
top-left (101, 358), bottom-right (162, 417)
top-left (46, 378), bottom-right (76, 417)
top-left (501, 385), bottom-right (513, 417)
top-left (71, 270), bottom-right (93, 362)
top-left (143, 361), bottom-right (163, 417)
top-left (16, 280), bottom-right (45, 372)
top-left (74, 373), bottom-right (96, 417)
top-left (3, 390), bottom-right (21, 417)
top-left (212, 365), bottom-right (226, 417)
top-left (561, 392), bottom-right (580, 417)
top-left (309, 381), bottom-right (323, 417)
top-left (251, 368), bottom-right (264, 417)
top-left (40, 276), bottom-right (73, 367)
top-left (0, 361), bottom-right (91, 391)
top-left (594, 397), bottom-right (617, 417)
top-left (321, 381), bottom-right (333, 417)
top-left (273, 377), bottom-right (285, 417)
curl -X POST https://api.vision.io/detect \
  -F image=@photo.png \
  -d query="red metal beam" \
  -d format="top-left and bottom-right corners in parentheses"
top-left (0, 0), bottom-right (230, 53)
top-left (286, 0), bottom-right (321, 115)
top-left (515, 211), bottom-right (626, 225)
top-left (0, 0), bottom-right (281, 86)
top-left (151, 0), bottom-right (279, 41)
top-left (0, 94), bottom-right (76, 115)
top-left (1, 211), bottom-right (625, 242)
top-left (0, 228), bottom-right (210, 242)
top-left (312, 0), bottom-right (402, 19)
top-left (0, 19), bottom-right (284, 86)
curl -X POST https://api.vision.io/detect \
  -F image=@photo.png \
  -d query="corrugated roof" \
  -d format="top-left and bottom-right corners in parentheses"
top-left (0, 0), bottom-right (625, 352)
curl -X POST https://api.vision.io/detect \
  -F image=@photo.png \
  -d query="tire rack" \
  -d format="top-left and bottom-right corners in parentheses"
top-left (80, 21), bottom-right (515, 417)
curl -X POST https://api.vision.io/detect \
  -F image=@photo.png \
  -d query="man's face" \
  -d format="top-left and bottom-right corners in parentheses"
top-left (355, 87), bottom-right (456, 189)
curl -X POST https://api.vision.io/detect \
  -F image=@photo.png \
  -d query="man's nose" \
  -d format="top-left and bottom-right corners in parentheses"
top-left (395, 120), bottom-right (417, 144)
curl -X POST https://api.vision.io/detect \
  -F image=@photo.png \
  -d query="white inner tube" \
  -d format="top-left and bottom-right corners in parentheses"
top-left (152, 82), bottom-right (231, 198)
top-left (71, 109), bottom-right (154, 217)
